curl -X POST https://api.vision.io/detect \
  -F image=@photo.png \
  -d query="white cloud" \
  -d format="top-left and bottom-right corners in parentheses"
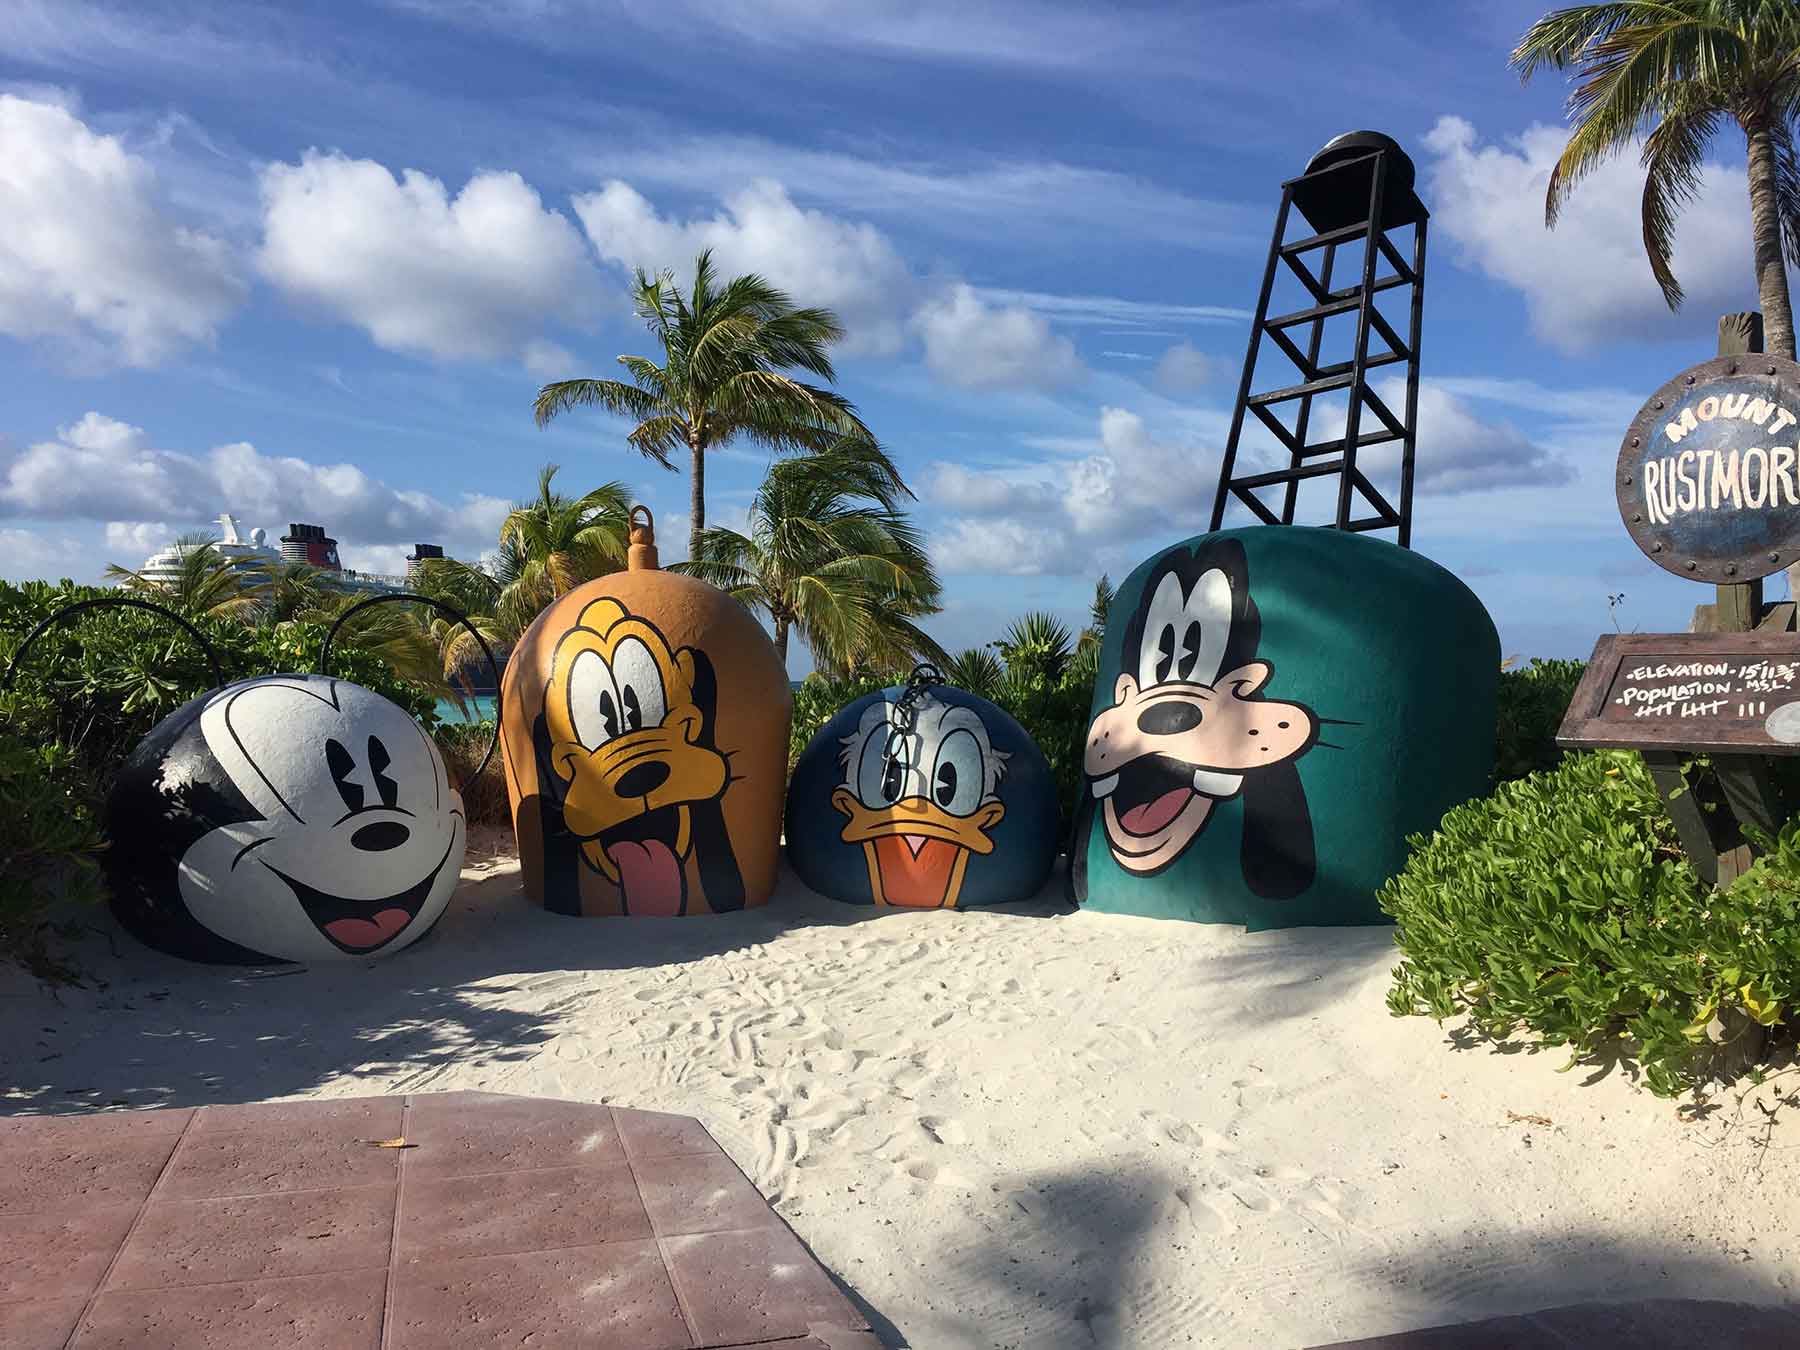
top-left (915, 284), bottom-right (1083, 391)
top-left (1424, 115), bottom-right (1758, 352)
top-left (258, 151), bottom-right (605, 366)
top-left (0, 412), bottom-right (510, 559)
top-left (0, 95), bottom-right (245, 367)
top-left (0, 526), bottom-right (88, 582)
top-left (927, 461), bottom-right (1062, 516)
top-left (573, 178), bottom-right (916, 356)
top-left (931, 518), bottom-right (1070, 576)
top-left (1153, 341), bottom-right (1225, 393)
top-left (972, 288), bottom-right (1247, 328)
top-left (104, 520), bottom-right (171, 555)
top-left (522, 338), bottom-right (576, 379)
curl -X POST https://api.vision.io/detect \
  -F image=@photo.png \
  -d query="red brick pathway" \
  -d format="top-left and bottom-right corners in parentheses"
top-left (0, 1091), bottom-right (880, 1349)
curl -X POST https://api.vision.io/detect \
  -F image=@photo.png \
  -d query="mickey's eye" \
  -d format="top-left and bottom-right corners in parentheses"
top-left (567, 649), bottom-right (621, 749)
top-left (368, 735), bottom-right (399, 809)
top-left (611, 637), bottom-right (667, 733)
top-left (326, 737), bottom-right (363, 814)
top-left (932, 728), bottom-right (985, 816)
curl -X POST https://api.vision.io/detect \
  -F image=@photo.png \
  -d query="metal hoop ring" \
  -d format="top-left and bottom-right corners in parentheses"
top-left (2, 596), bottom-right (225, 693)
top-left (317, 591), bottom-right (502, 781)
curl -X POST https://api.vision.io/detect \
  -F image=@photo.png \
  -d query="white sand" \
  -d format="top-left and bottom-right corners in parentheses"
top-left (4, 832), bottom-right (1798, 1348)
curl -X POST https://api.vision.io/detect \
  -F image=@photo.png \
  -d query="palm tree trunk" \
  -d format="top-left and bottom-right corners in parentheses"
top-left (773, 615), bottom-right (789, 662)
top-left (689, 438), bottom-right (705, 562)
top-left (1745, 118), bottom-right (1796, 360)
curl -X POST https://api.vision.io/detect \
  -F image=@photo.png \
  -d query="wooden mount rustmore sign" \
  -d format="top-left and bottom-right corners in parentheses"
top-left (1617, 353), bottom-right (1800, 584)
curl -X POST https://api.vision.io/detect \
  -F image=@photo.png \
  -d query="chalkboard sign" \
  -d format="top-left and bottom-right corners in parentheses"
top-left (1617, 353), bottom-right (1800, 583)
top-left (1557, 633), bottom-right (1800, 754)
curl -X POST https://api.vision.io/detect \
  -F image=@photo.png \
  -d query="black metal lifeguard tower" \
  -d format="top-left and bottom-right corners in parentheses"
top-left (1209, 131), bottom-right (1429, 546)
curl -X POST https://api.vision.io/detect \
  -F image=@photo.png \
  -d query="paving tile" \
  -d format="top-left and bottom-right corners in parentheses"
top-left (398, 1161), bottom-right (650, 1261)
top-left (709, 1332), bottom-right (885, 1350)
top-left (663, 1226), bottom-right (864, 1347)
top-left (632, 1153), bottom-right (779, 1238)
top-left (159, 1127), bottom-right (399, 1200)
top-left (71, 1269), bottom-right (387, 1349)
top-left (0, 1135), bottom-right (180, 1215)
top-left (386, 1240), bottom-right (692, 1349)
top-left (0, 1108), bottom-right (192, 1147)
top-left (110, 1184), bottom-right (394, 1290)
top-left (192, 1096), bottom-right (403, 1137)
top-left (0, 1297), bottom-right (89, 1349)
top-left (612, 1107), bottom-right (721, 1161)
top-left (403, 1091), bottom-right (622, 1179)
top-left (0, 1205), bottom-right (138, 1303)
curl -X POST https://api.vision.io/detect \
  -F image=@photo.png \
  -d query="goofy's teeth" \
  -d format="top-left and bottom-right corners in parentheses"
top-left (1192, 769), bottom-right (1243, 798)
top-left (1090, 773), bottom-right (1119, 799)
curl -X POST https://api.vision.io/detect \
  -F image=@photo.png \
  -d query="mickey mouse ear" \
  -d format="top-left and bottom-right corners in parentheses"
top-left (2, 595), bottom-right (226, 693)
top-left (317, 591), bottom-right (502, 781)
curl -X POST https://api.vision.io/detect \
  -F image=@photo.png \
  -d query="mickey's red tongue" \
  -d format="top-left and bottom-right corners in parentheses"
top-left (608, 839), bottom-right (684, 916)
top-left (323, 908), bottom-right (412, 950)
top-left (1120, 787), bottom-right (1193, 837)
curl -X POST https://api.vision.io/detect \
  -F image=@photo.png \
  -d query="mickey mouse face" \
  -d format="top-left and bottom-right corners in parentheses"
top-left (173, 676), bottom-right (465, 962)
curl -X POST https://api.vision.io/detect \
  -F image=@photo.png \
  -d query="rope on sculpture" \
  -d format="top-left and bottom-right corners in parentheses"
top-left (879, 661), bottom-right (946, 791)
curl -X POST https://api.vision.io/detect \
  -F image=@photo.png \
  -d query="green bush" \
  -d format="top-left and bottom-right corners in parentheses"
top-left (435, 720), bottom-right (510, 827)
top-left (0, 737), bottom-right (106, 980)
top-left (1382, 749), bottom-right (1800, 1097)
top-left (1495, 657), bottom-right (1586, 783)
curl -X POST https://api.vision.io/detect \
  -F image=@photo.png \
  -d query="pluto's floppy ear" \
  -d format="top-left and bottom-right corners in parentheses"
top-left (530, 711), bottom-right (582, 915)
top-left (1239, 760), bottom-right (1315, 899)
top-left (690, 796), bottom-right (745, 913)
top-left (683, 647), bottom-right (720, 745)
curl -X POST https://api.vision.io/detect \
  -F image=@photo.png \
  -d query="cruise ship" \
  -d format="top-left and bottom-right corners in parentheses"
top-left (133, 515), bottom-right (440, 595)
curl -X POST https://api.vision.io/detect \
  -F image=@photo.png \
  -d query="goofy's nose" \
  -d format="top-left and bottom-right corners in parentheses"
top-left (615, 759), bottom-right (670, 799)
top-left (351, 821), bottom-right (411, 852)
top-left (1137, 700), bottom-right (1202, 736)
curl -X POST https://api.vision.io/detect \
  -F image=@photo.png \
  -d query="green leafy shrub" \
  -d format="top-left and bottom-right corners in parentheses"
top-left (0, 737), bottom-right (106, 980)
top-left (1382, 749), bottom-right (1800, 1097)
top-left (1495, 657), bottom-right (1586, 783)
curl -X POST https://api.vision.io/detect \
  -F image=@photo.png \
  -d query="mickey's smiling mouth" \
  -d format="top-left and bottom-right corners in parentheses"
top-left (262, 828), bottom-right (459, 955)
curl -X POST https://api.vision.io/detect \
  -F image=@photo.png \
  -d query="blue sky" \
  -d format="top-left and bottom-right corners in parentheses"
top-left (0, 0), bottom-right (1784, 673)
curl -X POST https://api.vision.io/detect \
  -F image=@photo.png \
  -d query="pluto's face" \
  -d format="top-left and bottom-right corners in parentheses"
top-left (831, 695), bottom-right (1007, 908)
top-left (174, 676), bottom-right (464, 961)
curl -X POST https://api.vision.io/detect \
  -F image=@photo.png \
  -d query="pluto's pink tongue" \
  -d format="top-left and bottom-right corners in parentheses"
top-left (607, 838), bottom-right (684, 915)
top-left (1120, 787), bottom-right (1192, 837)
top-left (324, 908), bottom-right (411, 950)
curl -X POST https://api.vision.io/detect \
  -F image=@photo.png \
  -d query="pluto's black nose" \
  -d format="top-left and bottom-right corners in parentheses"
top-left (351, 821), bottom-right (411, 852)
top-left (614, 759), bottom-right (670, 798)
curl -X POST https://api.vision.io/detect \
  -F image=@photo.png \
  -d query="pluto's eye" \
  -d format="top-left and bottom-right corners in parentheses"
top-left (326, 737), bottom-right (363, 813)
top-left (611, 637), bottom-right (667, 733)
top-left (368, 735), bottom-right (399, 809)
top-left (567, 649), bottom-right (621, 749)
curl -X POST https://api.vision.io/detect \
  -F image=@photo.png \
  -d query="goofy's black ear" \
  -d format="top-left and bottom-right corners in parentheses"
top-left (1240, 760), bottom-right (1315, 899)
top-left (691, 797), bottom-right (745, 913)
top-left (685, 647), bottom-right (719, 746)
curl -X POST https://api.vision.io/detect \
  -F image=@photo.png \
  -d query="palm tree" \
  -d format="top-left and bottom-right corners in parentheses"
top-left (677, 435), bottom-right (946, 671)
top-left (992, 612), bottom-right (1074, 684)
top-left (534, 249), bottom-right (871, 559)
top-left (414, 465), bottom-right (631, 681)
top-left (104, 534), bottom-right (268, 621)
top-left (1512, 2), bottom-right (1800, 356)
top-left (945, 647), bottom-right (1005, 700)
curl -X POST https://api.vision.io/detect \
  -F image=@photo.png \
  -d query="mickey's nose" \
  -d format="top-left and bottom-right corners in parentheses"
top-left (351, 821), bottom-right (411, 852)
top-left (614, 760), bottom-right (670, 799)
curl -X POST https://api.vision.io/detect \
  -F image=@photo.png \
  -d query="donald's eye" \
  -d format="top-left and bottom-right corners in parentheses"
top-left (932, 728), bottom-right (985, 816)
top-left (856, 721), bottom-right (909, 806)
top-left (326, 737), bottom-right (362, 813)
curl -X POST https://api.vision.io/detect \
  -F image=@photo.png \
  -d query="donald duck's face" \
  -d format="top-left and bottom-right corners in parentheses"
top-left (831, 695), bottom-right (1007, 908)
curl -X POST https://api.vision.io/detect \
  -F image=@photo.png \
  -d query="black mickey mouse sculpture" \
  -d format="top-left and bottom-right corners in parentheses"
top-left (4, 593), bottom-right (498, 965)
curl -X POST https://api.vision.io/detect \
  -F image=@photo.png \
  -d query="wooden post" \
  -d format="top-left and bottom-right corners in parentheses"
top-left (1716, 313), bottom-right (1766, 633)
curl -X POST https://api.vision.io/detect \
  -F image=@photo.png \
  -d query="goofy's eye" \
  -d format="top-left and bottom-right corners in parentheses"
top-left (610, 637), bottom-right (667, 733)
top-left (368, 735), bottom-right (398, 809)
top-left (1175, 621), bottom-right (1202, 681)
top-left (567, 649), bottom-right (621, 749)
top-left (856, 723), bottom-right (908, 807)
top-left (1153, 625), bottom-right (1176, 684)
top-left (932, 728), bottom-right (985, 816)
top-left (326, 737), bottom-right (363, 813)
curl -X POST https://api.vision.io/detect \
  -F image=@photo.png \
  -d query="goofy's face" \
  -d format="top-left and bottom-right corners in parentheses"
top-left (1086, 542), bottom-right (1317, 878)
top-left (832, 695), bottom-right (1008, 907)
top-left (544, 597), bottom-right (730, 915)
